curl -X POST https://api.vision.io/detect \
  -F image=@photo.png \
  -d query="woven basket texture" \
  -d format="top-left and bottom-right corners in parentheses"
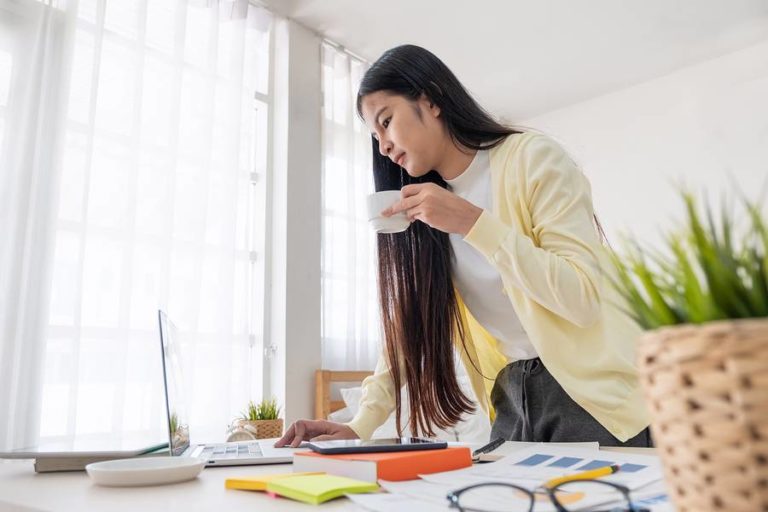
top-left (638, 319), bottom-right (768, 511)
top-left (247, 418), bottom-right (283, 439)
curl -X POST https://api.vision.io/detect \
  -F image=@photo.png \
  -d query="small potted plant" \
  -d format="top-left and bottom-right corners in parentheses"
top-left (226, 397), bottom-right (283, 441)
top-left (169, 411), bottom-right (190, 454)
top-left (611, 190), bottom-right (767, 511)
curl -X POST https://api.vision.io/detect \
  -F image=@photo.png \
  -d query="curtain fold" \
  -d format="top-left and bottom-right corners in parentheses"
top-left (0, 0), bottom-right (76, 450)
top-left (320, 42), bottom-right (379, 372)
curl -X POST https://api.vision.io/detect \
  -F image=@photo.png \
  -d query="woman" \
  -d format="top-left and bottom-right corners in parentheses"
top-left (276, 44), bottom-right (651, 448)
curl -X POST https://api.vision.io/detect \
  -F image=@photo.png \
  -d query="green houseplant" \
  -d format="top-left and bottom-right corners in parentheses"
top-left (241, 397), bottom-right (281, 422)
top-left (226, 397), bottom-right (283, 441)
top-left (611, 191), bottom-right (768, 512)
top-left (169, 410), bottom-right (190, 453)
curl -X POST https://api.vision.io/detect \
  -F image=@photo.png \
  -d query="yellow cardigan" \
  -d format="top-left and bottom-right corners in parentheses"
top-left (346, 132), bottom-right (649, 442)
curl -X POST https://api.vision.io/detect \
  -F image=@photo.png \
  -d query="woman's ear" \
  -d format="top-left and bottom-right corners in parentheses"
top-left (419, 93), bottom-right (440, 118)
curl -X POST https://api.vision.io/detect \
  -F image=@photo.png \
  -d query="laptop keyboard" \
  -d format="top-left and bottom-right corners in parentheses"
top-left (201, 441), bottom-right (263, 459)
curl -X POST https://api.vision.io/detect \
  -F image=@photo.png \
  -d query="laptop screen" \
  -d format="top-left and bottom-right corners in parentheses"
top-left (157, 310), bottom-right (191, 456)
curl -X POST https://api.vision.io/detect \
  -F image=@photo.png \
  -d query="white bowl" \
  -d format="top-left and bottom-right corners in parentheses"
top-left (86, 457), bottom-right (205, 487)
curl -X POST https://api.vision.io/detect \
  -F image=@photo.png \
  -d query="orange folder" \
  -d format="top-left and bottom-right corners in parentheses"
top-left (292, 447), bottom-right (472, 482)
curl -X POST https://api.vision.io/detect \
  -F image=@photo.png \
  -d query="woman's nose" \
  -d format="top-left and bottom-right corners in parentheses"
top-left (378, 139), bottom-right (392, 157)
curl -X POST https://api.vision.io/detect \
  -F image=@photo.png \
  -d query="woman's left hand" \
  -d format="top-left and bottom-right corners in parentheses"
top-left (381, 183), bottom-right (483, 236)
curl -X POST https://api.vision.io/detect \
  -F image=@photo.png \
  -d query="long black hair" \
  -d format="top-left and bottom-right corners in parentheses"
top-left (356, 45), bottom-right (522, 435)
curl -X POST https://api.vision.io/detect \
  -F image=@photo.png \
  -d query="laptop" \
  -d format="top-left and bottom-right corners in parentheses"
top-left (157, 309), bottom-right (306, 466)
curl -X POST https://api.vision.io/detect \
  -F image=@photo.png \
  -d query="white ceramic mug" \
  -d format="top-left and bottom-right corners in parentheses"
top-left (366, 190), bottom-right (410, 234)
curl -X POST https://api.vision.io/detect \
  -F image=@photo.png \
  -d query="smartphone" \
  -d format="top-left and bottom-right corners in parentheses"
top-left (307, 437), bottom-right (447, 455)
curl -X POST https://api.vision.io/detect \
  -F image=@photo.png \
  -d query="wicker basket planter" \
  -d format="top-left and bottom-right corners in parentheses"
top-left (245, 418), bottom-right (283, 439)
top-left (227, 418), bottom-right (284, 441)
top-left (638, 318), bottom-right (768, 512)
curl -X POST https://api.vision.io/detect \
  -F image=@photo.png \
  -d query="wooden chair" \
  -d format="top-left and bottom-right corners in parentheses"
top-left (314, 370), bottom-right (373, 420)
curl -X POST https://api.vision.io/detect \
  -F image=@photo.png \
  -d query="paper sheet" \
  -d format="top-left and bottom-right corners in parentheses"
top-left (378, 479), bottom-right (455, 506)
top-left (364, 478), bottom-right (643, 512)
top-left (351, 444), bottom-right (667, 512)
top-left (421, 445), bottom-right (663, 491)
top-left (379, 479), bottom-right (562, 512)
top-left (628, 479), bottom-right (674, 512)
top-left (347, 492), bottom-right (448, 512)
top-left (489, 441), bottom-right (598, 456)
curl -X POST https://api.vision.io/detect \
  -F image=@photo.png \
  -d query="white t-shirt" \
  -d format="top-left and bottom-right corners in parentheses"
top-left (446, 149), bottom-right (538, 362)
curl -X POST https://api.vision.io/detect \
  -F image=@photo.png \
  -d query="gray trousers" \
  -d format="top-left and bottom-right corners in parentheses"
top-left (490, 358), bottom-right (652, 447)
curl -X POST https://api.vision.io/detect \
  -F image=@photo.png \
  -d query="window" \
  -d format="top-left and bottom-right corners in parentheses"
top-left (320, 42), bottom-right (379, 371)
top-left (38, 1), bottom-right (273, 442)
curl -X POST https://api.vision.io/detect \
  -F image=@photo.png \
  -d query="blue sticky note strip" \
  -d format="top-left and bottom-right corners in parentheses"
top-left (577, 459), bottom-right (614, 470)
top-left (619, 463), bottom-right (647, 473)
top-left (547, 457), bottom-right (583, 468)
top-left (515, 454), bottom-right (554, 466)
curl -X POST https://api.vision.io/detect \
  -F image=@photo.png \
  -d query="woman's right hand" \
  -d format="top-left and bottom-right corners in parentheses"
top-left (274, 419), bottom-right (359, 448)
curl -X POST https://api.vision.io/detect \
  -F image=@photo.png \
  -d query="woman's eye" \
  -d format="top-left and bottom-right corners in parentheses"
top-left (382, 117), bottom-right (391, 128)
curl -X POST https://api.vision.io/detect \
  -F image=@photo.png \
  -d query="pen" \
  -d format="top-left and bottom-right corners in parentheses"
top-left (544, 463), bottom-right (621, 489)
top-left (471, 437), bottom-right (505, 457)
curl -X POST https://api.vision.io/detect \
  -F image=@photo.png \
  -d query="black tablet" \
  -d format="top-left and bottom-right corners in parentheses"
top-left (307, 437), bottom-right (447, 455)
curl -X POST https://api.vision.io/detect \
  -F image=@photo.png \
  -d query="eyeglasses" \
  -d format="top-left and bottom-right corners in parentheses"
top-left (446, 479), bottom-right (650, 512)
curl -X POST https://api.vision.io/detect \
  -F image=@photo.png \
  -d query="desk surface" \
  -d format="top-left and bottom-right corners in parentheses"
top-left (0, 460), bottom-right (357, 512)
top-left (0, 447), bottom-right (657, 512)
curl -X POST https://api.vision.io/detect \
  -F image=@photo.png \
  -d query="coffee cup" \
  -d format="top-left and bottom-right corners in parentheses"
top-left (366, 190), bottom-right (410, 234)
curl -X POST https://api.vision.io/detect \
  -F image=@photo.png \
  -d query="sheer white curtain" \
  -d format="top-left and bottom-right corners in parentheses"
top-left (320, 42), bottom-right (379, 371)
top-left (0, 0), bottom-right (77, 451)
top-left (0, 0), bottom-right (273, 449)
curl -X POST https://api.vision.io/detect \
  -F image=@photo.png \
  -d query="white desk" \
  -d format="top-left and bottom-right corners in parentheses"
top-left (0, 447), bottom-right (658, 512)
top-left (0, 460), bottom-right (360, 512)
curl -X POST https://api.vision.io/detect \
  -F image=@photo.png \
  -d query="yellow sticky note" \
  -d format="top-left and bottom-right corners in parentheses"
top-left (225, 472), bottom-right (325, 491)
top-left (266, 474), bottom-right (379, 505)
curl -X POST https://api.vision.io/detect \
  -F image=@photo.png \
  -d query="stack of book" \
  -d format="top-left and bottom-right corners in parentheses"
top-left (292, 446), bottom-right (472, 482)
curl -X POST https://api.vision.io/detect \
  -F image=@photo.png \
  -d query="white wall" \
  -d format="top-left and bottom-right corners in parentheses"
top-left (520, 38), bottom-right (768, 248)
top-left (268, 18), bottom-right (323, 426)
